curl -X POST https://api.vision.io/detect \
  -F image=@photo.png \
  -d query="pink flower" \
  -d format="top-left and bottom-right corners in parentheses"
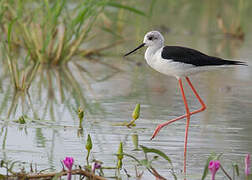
top-left (63, 157), bottom-right (74, 180)
top-left (63, 157), bottom-right (74, 170)
top-left (208, 160), bottom-right (220, 180)
top-left (245, 154), bottom-right (251, 176)
top-left (92, 161), bottom-right (102, 173)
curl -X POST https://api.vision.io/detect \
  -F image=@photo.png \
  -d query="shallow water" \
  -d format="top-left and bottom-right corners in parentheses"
top-left (1, 0), bottom-right (252, 179)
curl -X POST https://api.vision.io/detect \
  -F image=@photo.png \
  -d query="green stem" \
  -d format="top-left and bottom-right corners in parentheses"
top-left (86, 150), bottom-right (90, 166)
top-left (220, 164), bottom-right (232, 180)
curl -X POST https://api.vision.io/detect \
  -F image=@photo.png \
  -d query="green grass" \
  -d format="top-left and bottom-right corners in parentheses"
top-left (0, 0), bottom-right (146, 92)
top-left (4, 0), bottom-right (108, 65)
top-left (1, 0), bottom-right (146, 65)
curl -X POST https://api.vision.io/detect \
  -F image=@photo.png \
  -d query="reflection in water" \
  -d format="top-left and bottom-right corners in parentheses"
top-left (1, 60), bottom-right (120, 120)
top-left (132, 134), bottom-right (140, 151)
top-left (0, 0), bottom-right (252, 179)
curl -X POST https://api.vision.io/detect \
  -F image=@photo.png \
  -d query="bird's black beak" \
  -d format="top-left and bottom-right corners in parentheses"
top-left (124, 43), bottom-right (145, 56)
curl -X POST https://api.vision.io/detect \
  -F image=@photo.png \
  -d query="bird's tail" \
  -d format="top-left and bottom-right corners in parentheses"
top-left (224, 59), bottom-right (248, 66)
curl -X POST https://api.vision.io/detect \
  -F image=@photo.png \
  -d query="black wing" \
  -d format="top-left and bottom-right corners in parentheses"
top-left (161, 46), bottom-right (246, 66)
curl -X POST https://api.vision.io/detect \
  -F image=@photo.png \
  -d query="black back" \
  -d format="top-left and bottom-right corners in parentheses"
top-left (161, 46), bottom-right (245, 66)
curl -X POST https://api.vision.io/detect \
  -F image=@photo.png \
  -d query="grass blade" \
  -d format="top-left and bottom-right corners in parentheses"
top-left (107, 2), bottom-right (146, 16)
top-left (7, 18), bottom-right (17, 51)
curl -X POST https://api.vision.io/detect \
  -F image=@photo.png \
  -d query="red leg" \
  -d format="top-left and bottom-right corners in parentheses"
top-left (178, 79), bottom-right (190, 176)
top-left (185, 77), bottom-right (206, 112)
top-left (150, 77), bottom-right (206, 177)
top-left (150, 77), bottom-right (206, 140)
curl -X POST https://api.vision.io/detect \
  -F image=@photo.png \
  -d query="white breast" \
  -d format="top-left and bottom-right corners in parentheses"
top-left (145, 47), bottom-right (195, 78)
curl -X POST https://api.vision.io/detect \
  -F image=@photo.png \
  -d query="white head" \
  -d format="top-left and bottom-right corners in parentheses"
top-left (124, 30), bottom-right (164, 56)
top-left (143, 31), bottom-right (164, 47)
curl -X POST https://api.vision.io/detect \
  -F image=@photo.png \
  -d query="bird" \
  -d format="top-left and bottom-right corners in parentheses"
top-left (124, 30), bottom-right (247, 177)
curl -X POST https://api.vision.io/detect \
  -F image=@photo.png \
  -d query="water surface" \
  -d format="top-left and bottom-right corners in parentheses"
top-left (1, 1), bottom-right (252, 179)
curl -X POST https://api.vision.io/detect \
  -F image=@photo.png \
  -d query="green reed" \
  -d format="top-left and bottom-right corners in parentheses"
top-left (0, 0), bottom-right (146, 95)
top-left (3, 0), bottom-right (106, 65)
top-left (1, 0), bottom-right (145, 65)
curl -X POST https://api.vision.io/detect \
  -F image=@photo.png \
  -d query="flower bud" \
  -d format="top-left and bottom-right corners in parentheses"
top-left (86, 134), bottom-right (92, 151)
top-left (245, 154), bottom-right (251, 176)
top-left (117, 142), bottom-right (123, 169)
top-left (132, 103), bottom-right (140, 120)
top-left (208, 160), bottom-right (220, 180)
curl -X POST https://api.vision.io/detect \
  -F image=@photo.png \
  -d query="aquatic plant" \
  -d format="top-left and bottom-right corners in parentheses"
top-left (2, 0), bottom-right (104, 65)
top-left (92, 161), bottom-right (102, 173)
top-left (78, 107), bottom-right (84, 123)
top-left (117, 142), bottom-right (124, 169)
top-left (0, 61), bottom-right (113, 120)
top-left (86, 134), bottom-right (93, 165)
top-left (132, 134), bottom-right (140, 151)
top-left (124, 145), bottom-right (176, 180)
top-left (63, 157), bottom-right (74, 180)
top-left (208, 160), bottom-right (220, 180)
top-left (0, 0), bottom-right (146, 66)
top-left (245, 154), bottom-right (251, 179)
top-left (126, 103), bottom-right (140, 127)
top-left (2, 43), bottom-right (39, 91)
top-left (217, 15), bottom-right (244, 40)
top-left (202, 153), bottom-right (243, 180)
top-left (77, 107), bottom-right (85, 136)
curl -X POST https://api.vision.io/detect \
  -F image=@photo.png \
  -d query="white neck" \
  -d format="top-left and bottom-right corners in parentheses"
top-left (145, 45), bottom-right (163, 61)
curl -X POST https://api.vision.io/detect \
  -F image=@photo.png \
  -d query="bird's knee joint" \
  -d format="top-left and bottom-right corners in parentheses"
top-left (201, 106), bottom-right (206, 111)
top-left (186, 113), bottom-right (191, 118)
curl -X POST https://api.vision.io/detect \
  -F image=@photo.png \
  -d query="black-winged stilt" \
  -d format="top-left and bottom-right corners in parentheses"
top-left (124, 31), bottom-right (246, 176)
